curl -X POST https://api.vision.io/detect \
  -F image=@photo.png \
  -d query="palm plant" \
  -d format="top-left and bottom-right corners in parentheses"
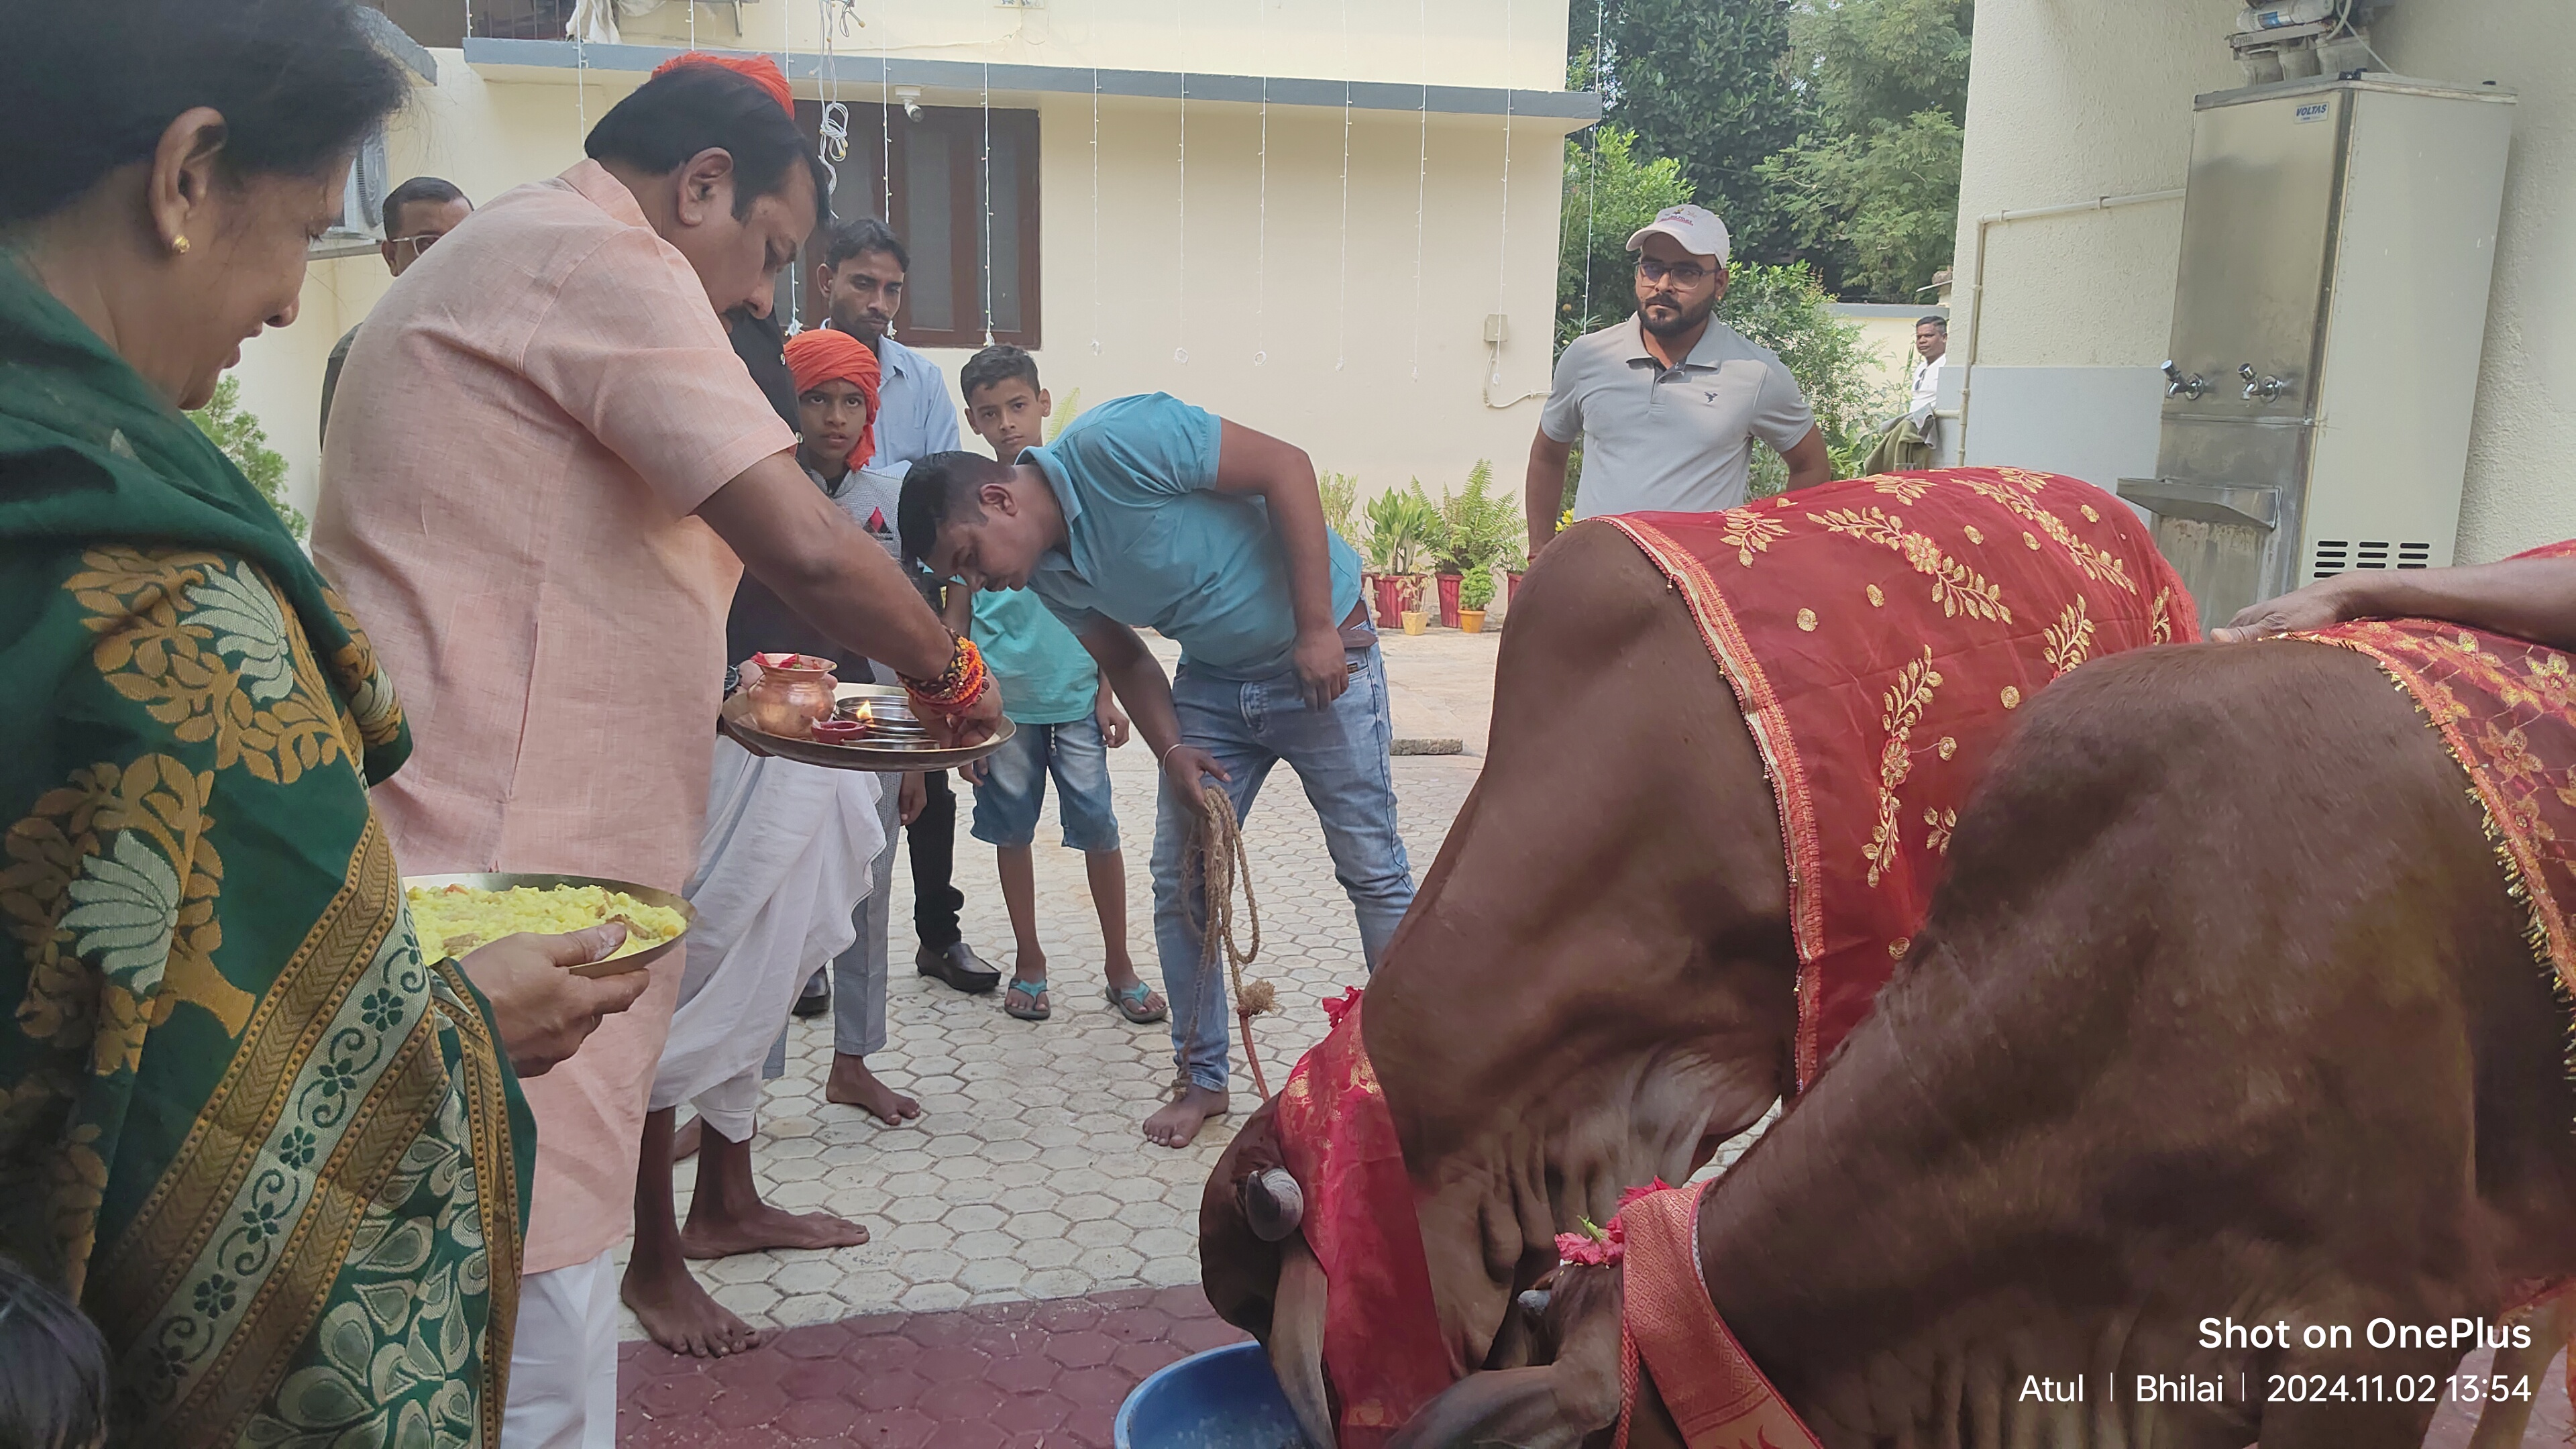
top-left (1435, 460), bottom-right (1523, 574)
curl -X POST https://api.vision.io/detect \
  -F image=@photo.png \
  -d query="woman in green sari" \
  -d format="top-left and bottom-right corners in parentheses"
top-left (0, 2), bottom-right (652, 1444)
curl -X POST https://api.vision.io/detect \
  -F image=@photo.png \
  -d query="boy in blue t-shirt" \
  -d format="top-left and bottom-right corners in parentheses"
top-left (952, 346), bottom-right (1165, 1026)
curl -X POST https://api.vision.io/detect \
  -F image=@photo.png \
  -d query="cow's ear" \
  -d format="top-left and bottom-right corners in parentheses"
top-left (1242, 1167), bottom-right (1305, 1242)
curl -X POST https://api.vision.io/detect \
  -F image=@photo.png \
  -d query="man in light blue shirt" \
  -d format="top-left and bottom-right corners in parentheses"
top-left (817, 218), bottom-right (960, 469)
top-left (900, 394), bottom-right (1416, 1148)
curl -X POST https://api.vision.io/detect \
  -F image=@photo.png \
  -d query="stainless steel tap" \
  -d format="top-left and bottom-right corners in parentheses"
top-left (2162, 360), bottom-right (2207, 400)
top-left (2239, 363), bottom-right (2286, 401)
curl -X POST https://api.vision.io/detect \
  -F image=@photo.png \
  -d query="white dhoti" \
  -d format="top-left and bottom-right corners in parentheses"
top-left (649, 737), bottom-right (883, 1143)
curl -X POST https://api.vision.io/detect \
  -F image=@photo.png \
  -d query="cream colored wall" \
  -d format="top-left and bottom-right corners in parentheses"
top-left (1953, 0), bottom-right (2576, 560)
top-left (229, 52), bottom-right (1565, 527)
top-left (605, 0), bottom-right (1574, 92)
top-left (1830, 307), bottom-right (1931, 409)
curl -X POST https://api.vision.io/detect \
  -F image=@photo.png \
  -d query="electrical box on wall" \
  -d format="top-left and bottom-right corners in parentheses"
top-left (2117, 74), bottom-right (2513, 633)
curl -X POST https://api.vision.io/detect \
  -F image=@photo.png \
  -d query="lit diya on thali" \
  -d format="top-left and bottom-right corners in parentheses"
top-left (720, 654), bottom-right (1013, 770)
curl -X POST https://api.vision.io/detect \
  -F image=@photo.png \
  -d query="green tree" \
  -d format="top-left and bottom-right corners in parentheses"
top-left (187, 375), bottom-right (305, 541)
top-left (1575, 0), bottom-right (1809, 264)
top-left (1719, 261), bottom-right (1905, 492)
top-left (1757, 0), bottom-right (1973, 299)
top-left (1558, 124), bottom-right (1694, 349)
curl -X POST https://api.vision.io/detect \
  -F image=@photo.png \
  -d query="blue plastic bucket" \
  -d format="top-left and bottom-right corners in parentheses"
top-left (1113, 1342), bottom-right (1311, 1449)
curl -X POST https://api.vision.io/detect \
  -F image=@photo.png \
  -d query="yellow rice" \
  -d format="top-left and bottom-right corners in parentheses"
top-left (405, 883), bottom-right (687, 964)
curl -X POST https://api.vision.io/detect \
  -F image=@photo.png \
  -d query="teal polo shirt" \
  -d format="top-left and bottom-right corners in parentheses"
top-left (1022, 393), bottom-right (1363, 681)
top-left (971, 587), bottom-right (1099, 726)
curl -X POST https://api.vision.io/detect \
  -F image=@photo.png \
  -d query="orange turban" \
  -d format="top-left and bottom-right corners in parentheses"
top-left (651, 51), bottom-right (795, 116)
top-left (784, 327), bottom-right (882, 468)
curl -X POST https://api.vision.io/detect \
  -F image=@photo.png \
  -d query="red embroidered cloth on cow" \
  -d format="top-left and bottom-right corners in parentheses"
top-left (2293, 541), bottom-right (2576, 1007)
top-left (1599, 468), bottom-right (2198, 1086)
top-left (1613, 1180), bottom-right (1824, 1449)
top-left (1274, 991), bottom-right (1452, 1448)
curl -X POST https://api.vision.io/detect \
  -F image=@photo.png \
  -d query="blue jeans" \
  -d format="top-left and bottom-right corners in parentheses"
top-left (970, 714), bottom-right (1122, 853)
top-left (1152, 645), bottom-right (1415, 1093)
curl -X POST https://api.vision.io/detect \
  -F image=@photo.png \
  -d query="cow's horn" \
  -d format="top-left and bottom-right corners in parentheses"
top-left (1243, 1167), bottom-right (1305, 1242)
top-left (1271, 1234), bottom-right (1338, 1449)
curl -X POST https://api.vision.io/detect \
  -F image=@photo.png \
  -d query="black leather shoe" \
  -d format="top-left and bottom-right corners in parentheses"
top-left (916, 941), bottom-right (1001, 994)
top-left (792, 981), bottom-right (831, 1018)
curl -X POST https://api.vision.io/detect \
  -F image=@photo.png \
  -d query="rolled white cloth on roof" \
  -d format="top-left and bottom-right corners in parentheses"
top-left (651, 737), bottom-right (883, 1142)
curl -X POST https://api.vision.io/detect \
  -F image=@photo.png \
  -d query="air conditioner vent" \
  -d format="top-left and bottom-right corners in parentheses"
top-left (2398, 543), bottom-right (2432, 570)
top-left (2312, 540), bottom-right (2350, 580)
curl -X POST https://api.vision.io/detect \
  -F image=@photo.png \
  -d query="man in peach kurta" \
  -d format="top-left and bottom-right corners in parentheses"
top-left (313, 56), bottom-right (988, 1449)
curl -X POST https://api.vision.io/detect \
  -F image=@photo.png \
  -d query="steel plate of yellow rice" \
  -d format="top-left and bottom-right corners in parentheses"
top-left (407, 883), bottom-right (689, 964)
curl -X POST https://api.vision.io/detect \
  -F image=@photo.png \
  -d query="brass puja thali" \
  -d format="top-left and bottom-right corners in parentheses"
top-left (402, 873), bottom-right (696, 977)
top-left (719, 682), bottom-right (1015, 771)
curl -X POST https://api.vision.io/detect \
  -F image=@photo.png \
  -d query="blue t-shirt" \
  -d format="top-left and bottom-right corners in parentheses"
top-left (1021, 393), bottom-right (1363, 680)
top-left (972, 587), bottom-right (1099, 726)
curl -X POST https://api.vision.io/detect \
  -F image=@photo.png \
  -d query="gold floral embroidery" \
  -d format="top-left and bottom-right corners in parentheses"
top-left (1866, 583), bottom-right (1885, 607)
top-left (1719, 511), bottom-right (1791, 568)
top-left (2080, 504), bottom-right (2101, 523)
top-left (1996, 466), bottom-right (2054, 495)
top-left (1864, 648), bottom-right (1943, 887)
top-left (1925, 806), bottom-right (1957, 855)
top-left (2151, 587), bottom-right (2176, 645)
top-left (1962, 524), bottom-right (1985, 545)
top-left (2044, 596), bottom-right (2097, 677)
top-left (1961, 478), bottom-right (2137, 594)
top-left (66, 548), bottom-right (350, 786)
top-left (1807, 508), bottom-right (2010, 623)
top-left (1, 757), bottom-right (243, 1061)
top-left (320, 582), bottom-right (404, 752)
top-left (2001, 685), bottom-right (2023, 709)
top-left (1796, 608), bottom-right (1819, 631)
top-left (1869, 476), bottom-right (1933, 504)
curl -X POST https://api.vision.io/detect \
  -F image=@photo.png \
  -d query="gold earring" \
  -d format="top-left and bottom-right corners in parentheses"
top-left (171, 235), bottom-right (190, 255)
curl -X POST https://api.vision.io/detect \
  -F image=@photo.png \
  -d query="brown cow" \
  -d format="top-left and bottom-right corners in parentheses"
top-left (1389, 636), bottom-right (2576, 1449)
top-left (1203, 521), bottom-right (1829, 1434)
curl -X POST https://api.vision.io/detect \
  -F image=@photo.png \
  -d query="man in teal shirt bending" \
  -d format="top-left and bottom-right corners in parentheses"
top-left (900, 393), bottom-right (1415, 1146)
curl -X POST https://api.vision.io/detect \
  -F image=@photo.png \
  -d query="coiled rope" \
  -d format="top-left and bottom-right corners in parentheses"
top-left (1183, 784), bottom-right (1280, 1098)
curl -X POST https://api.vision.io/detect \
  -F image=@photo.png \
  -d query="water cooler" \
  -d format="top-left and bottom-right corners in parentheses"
top-left (2116, 74), bottom-right (2514, 633)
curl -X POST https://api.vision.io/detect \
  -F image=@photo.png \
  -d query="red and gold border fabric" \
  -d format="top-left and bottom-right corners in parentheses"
top-left (1274, 991), bottom-right (1452, 1449)
top-left (1598, 468), bottom-right (2198, 1086)
top-left (2289, 541), bottom-right (2576, 1007)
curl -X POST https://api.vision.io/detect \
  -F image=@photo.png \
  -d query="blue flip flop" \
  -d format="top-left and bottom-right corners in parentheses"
top-left (1005, 977), bottom-right (1050, 1021)
top-left (1107, 980), bottom-right (1168, 1024)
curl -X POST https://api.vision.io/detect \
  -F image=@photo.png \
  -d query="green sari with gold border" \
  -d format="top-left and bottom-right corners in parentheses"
top-left (0, 254), bottom-right (534, 1447)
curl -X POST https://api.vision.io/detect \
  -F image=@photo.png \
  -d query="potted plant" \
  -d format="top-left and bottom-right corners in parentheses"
top-left (1435, 460), bottom-right (1523, 629)
top-left (1364, 488), bottom-right (1432, 630)
top-left (1397, 573), bottom-right (1430, 635)
top-left (1458, 564), bottom-right (1494, 634)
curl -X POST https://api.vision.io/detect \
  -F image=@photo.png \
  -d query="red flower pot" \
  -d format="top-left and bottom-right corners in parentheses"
top-left (1371, 574), bottom-right (1405, 630)
top-left (1437, 573), bottom-right (1462, 629)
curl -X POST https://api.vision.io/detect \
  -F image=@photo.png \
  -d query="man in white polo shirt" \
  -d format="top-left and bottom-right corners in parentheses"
top-left (1525, 203), bottom-right (1830, 558)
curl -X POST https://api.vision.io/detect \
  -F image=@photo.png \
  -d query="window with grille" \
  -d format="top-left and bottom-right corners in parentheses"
top-left (790, 101), bottom-right (1041, 351)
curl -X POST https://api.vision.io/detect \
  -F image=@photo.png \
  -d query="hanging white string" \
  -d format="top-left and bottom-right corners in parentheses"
top-left (1334, 0), bottom-right (1350, 373)
top-left (877, 0), bottom-right (892, 223)
top-left (1089, 60), bottom-right (1102, 355)
top-left (1409, 0), bottom-right (1428, 382)
top-left (1493, 0), bottom-right (1513, 388)
top-left (575, 32), bottom-right (588, 141)
top-left (818, 1), bottom-right (850, 202)
top-left (688, 0), bottom-right (696, 48)
top-left (1253, 0), bottom-right (1269, 368)
top-left (980, 60), bottom-right (996, 345)
top-left (1173, 0), bottom-right (1188, 366)
top-left (1580, 0), bottom-right (1604, 328)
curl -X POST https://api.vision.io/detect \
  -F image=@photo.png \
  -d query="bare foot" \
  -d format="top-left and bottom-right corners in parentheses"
top-left (671, 1116), bottom-right (703, 1163)
top-left (621, 1256), bottom-right (763, 1358)
top-left (682, 1202), bottom-right (869, 1259)
top-left (826, 1052), bottom-right (922, 1125)
top-left (1143, 1083), bottom-right (1231, 1149)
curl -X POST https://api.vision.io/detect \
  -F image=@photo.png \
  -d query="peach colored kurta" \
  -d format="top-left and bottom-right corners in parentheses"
top-left (313, 160), bottom-right (794, 1273)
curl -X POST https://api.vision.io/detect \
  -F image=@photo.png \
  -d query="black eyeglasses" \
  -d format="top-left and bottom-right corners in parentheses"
top-left (1635, 257), bottom-right (1715, 287)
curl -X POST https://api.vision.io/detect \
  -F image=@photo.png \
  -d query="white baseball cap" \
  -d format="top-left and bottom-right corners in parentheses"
top-left (1625, 204), bottom-right (1731, 266)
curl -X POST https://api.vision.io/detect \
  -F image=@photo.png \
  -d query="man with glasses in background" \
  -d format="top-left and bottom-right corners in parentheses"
top-left (1523, 203), bottom-right (1829, 559)
top-left (319, 176), bottom-right (471, 440)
